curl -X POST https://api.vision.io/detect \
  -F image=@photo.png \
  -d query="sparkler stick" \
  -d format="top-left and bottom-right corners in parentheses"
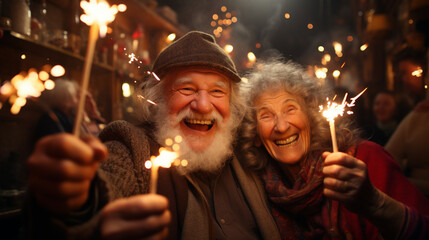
top-left (146, 148), bottom-right (178, 193)
top-left (320, 88), bottom-right (367, 152)
top-left (73, 23), bottom-right (99, 136)
top-left (73, 0), bottom-right (124, 136)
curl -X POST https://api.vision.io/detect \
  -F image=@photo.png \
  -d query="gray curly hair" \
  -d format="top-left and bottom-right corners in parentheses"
top-left (238, 59), bottom-right (360, 170)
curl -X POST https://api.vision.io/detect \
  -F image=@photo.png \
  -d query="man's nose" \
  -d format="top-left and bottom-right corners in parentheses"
top-left (190, 90), bottom-right (213, 114)
top-left (274, 115), bottom-right (290, 132)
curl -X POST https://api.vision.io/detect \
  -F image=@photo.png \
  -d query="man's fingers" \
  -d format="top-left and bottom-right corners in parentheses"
top-left (28, 157), bottom-right (98, 181)
top-left (103, 194), bottom-right (169, 219)
top-left (35, 133), bottom-right (97, 165)
top-left (81, 135), bottom-right (108, 163)
top-left (102, 210), bottom-right (171, 240)
top-left (28, 177), bottom-right (91, 199)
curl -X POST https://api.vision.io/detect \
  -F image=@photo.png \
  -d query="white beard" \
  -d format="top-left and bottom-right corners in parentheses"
top-left (154, 101), bottom-right (237, 175)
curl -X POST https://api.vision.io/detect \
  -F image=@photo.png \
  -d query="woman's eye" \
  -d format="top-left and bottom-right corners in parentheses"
top-left (177, 88), bottom-right (196, 95)
top-left (259, 113), bottom-right (273, 120)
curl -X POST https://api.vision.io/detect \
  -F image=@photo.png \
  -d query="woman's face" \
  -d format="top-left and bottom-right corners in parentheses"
top-left (254, 89), bottom-right (311, 166)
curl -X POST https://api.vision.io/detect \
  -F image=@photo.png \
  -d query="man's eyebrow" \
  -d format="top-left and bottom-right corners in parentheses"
top-left (174, 77), bottom-right (193, 86)
top-left (215, 81), bottom-right (228, 89)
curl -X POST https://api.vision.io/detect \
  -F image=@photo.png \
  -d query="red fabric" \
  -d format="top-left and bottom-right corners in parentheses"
top-left (356, 140), bottom-right (429, 215)
top-left (263, 140), bottom-right (429, 239)
top-left (340, 140), bottom-right (429, 239)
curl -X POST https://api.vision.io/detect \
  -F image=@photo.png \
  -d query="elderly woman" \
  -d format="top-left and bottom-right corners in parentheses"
top-left (238, 60), bottom-right (429, 239)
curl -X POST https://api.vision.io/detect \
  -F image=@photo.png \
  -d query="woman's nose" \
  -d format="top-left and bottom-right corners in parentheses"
top-left (274, 116), bottom-right (290, 132)
top-left (190, 90), bottom-right (213, 114)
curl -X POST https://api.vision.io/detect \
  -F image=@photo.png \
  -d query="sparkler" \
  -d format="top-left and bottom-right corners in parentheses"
top-left (144, 136), bottom-right (183, 193)
top-left (319, 88), bottom-right (367, 152)
top-left (73, 0), bottom-right (125, 136)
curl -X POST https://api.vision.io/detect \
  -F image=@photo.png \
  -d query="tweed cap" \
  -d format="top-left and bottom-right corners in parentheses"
top-left (151, 31), bottom-right (241, 82)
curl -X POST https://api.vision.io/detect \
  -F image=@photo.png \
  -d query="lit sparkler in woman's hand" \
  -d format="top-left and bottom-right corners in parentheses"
top-left (73, 0), bottom-right (126, 136)
top-left (319, 88), bottom-right (367, 152)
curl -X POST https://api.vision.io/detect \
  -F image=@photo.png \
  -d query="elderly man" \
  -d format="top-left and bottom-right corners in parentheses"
top-left (27, 31), bottom-right (280, 240)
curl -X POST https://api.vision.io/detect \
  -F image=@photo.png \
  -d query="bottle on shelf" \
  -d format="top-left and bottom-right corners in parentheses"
top-left (10, 0), bottom-right (31, 36)
top-left (30, 0), bottom-right (48, 42)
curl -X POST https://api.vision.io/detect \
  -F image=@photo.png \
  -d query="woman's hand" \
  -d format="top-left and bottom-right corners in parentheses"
top-left (322, 151), bottom-right (406, 239)
top-left (322, 151), bottom-right (379, 214)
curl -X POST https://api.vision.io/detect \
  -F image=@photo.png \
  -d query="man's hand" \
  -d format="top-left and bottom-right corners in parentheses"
top-left (27, 133), bottom-right (107, 214)
top-left (100, 194), bottom-right (171, 240)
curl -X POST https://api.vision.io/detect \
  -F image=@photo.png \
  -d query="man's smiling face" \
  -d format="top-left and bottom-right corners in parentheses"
top-left (164, 67), bottom-right (231, 152)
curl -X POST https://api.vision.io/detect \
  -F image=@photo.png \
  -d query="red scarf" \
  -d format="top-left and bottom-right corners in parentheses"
top-left (261, 154), bottom-right (352, 240)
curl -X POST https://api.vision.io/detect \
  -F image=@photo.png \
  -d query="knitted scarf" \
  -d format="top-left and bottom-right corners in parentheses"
top-left (261, 153), bottom-right (352, 240)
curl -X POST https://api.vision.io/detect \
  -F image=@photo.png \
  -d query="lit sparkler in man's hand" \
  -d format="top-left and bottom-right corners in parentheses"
top-left (73, 0), bottom-right (126, 136)
top-left (144, 136), bottom-right (184, 193)
top-left (319, 88), bottom-right (367, 152)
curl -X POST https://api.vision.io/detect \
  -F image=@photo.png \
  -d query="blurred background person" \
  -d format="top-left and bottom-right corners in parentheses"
top-left (363, 90), bottom-right (400, 146)
top-left (34, 79), bottom-right (105, 140)
top-left (385, 99), bottom-right (429, 198)
top-left (34, 79), bottom-right (79, 139)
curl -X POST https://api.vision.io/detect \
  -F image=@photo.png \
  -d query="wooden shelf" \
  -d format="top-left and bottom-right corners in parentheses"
top-left (1, 30), bottom-right (115, 72)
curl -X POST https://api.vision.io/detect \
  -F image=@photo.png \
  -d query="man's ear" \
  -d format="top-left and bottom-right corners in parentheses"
top-left (254, 137), bottom-right (261, 147)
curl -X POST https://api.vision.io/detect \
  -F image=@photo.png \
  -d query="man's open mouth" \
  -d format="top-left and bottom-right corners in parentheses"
top-left (184, 119), bottom-right (215, 131)
top-left (275, 134), bottom-right (298, 147)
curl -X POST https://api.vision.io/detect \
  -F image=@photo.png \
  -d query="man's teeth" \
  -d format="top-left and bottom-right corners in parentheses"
top-left (275, 135), bottom-right (298, 146)
top-left (185, 119), bottom-right (213, 125)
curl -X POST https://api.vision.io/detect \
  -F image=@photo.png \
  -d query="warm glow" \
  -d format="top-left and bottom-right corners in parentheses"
top-left (411, 67), bottom-right (423, 77)
top-left (44, 79), bottom-right (55, 90)
top-left (256, 43), bottom-right (261, 48)
top-left (284, 13), bottom-right (290, 19)
top-left (221, 6), bottom-right (227, 12)
top-left (38, 71), bottom-right (49, 81)
top-left (333, 70), bottom-right (341, 79)
top-left (323, 54), bottom-right (331, 62)
top-left (241, 77), bottom-right (248, 83)
top-left (213, 14), bottom-right (219, 20)
top-left (226, 12), bottom-right (231, 18)
top-left (360, 43), bottom-right (368, 51)
top-left (247, 52), bottom-right (256, 62)
top-left (175, 135), bottom-right (182, 143)
top-left (224, 44), bottom-right (233, 53)
top-left (408, 19), bottom-right (414, 24)
top-left (50, 65), bottom-right (65, 77)
top-left (122, 83), bottom-right (131, 97)
top-left (347, 35), bottom-right (353, 42)
top-left (167, 33), bottom-right (176, 42)
top-left (318, 46), bottom-right (324, 52)
top-left (21, 54), bottom-right (26, 60)
top-left (315, 67), bottom-right (327, 79)
top-left (307, 23), bottom-right (314, 29)
top-left (80, 0), bottom-right (124, 38)
top-left (333, 41), bottom-right (342, 56)
top-left (117, 4), bottom-right (127, 12)
top-left (165, 138), bottom-right (173, 146)
top-left (231, 17), bottom-right (237, 23)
